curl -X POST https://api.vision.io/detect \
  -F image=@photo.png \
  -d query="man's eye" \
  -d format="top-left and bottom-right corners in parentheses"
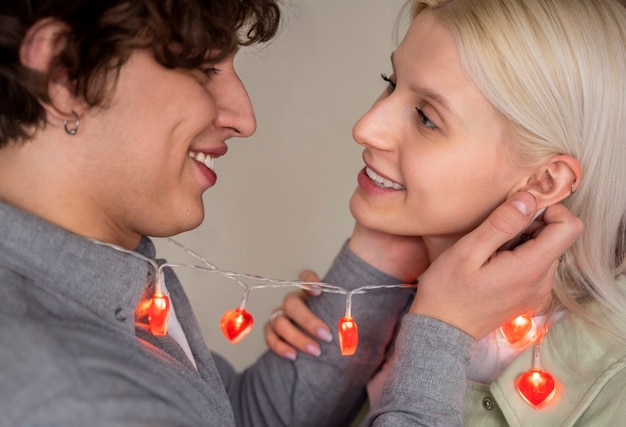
top-left (199, 66), bottom-right (220, 78)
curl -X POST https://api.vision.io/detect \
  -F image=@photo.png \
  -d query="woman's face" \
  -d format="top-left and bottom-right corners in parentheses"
top-left (77, 50), bottom-right (256, 246)
top-left (349, 10), bottom-right (534, 258)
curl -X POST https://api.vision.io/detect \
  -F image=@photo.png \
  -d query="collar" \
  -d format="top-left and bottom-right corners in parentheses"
top-left (0, 200), bottom-right (154, 334)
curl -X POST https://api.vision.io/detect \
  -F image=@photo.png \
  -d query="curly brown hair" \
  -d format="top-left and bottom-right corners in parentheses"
top-left (0, 0), bottom-right (281, 146)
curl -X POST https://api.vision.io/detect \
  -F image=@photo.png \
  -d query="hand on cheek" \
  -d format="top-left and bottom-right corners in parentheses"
top-left (410, 192), bottom-right (583, 339)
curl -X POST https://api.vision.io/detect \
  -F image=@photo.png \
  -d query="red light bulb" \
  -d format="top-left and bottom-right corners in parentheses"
top-left (148, 292), bottom-right (170, 336)
top-left (499, 314), bottom-right (537, 348)
top-left (338, 316), bottom-right (358, 356)
top-left (220, 308), bottom-right (254, 344)
top-left (517, 368), bottom-right (556, 408)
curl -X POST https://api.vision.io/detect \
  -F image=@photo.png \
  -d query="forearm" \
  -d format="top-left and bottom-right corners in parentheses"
top-left (367, 315), bottom-right (473, 427)
top-left (220, 241), bottom-right (414, 427)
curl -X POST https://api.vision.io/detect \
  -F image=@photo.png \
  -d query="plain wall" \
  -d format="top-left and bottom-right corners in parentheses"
top-left (153, 0), bottom-right (409, 370)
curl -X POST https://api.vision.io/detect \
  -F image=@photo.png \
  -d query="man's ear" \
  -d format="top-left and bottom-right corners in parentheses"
top-left (519, 155), bottom-right (582, 209)
top-left (19, 18), bottom-right (66, 73)
top-left (19, 18), bottom-right (80, 122)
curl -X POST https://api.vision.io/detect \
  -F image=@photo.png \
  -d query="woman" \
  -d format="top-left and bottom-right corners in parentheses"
top-left (267, 0), bottom-right (626, 425)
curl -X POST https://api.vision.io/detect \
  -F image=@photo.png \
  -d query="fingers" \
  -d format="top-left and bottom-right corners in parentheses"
top-left (518, 203), bottom-right (584, 264)
top-left (283, 291), bottom-right (332, 344)
top-left (411, 193), bottom-right (583, 340)
top-left (299, 269), bottom-right (322, 296)
top-left (487, 199), bottom-right (583, 293)
top-left (458, 192), bottom-right (538, 265)
top-left (264, 319), bottom-right (297, 360)
top-left (299, 270), bottom-right (319, 282)
top-left (465, 191), bottom-right (582, 265)
top-left (264, 272), bottom-right (333, 360)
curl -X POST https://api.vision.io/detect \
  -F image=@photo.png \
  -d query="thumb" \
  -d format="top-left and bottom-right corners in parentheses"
top-left (459, 192), bottom-right (538, 264)
top-left (299, 269), bottom-right (322, 296)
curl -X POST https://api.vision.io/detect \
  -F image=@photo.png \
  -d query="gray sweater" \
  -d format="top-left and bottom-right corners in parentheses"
top-left (0, 201), bottom-right (472, 426)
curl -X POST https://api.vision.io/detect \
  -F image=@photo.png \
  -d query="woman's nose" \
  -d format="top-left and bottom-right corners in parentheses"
top-left (352, 98), bottom-right (397, 151)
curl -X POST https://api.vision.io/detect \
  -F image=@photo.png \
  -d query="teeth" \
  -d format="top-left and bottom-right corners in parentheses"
top-left (365, 167), bottom-right (406, 190)
top-left (189, 151), bottom-right (215, 170)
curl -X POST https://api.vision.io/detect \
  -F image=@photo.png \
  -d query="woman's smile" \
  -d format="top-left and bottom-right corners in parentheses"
top-left (364, 166), bottom-right (406, 190)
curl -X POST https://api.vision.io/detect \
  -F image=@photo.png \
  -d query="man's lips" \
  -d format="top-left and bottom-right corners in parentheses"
top-left (189, 151), bottom-right (215, 170)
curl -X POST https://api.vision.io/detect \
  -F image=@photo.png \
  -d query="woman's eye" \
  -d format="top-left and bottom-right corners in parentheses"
top-left (416, 108), bottom-right (436, 130)
top-left (380, 73), bottom-right (396, 93)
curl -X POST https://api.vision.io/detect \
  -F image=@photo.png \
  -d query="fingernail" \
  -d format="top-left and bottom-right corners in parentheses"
top-left (306, 343), bottom-right (321, 357)
top-left (511, 199), bottom-right (530, 216)
top-left (309, 285), bottom-right (322, 296)
top-left (284, 351), bottom-right (296, 361)
top-left (316, 327), bottom-right (333, 342)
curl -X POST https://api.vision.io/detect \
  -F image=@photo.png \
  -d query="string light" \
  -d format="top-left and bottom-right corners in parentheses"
top-left (517, 344), bottom-right (557, 408)
top-left (89, 238), bottom-right (415, 354)
top-left (145, 268), bottom-right (170, 335)
top-left (502, 313), bottom-right (558, 409)
top-left (90, 237), bottom-right (562, 410)
top-left (162, 238), bottom-right (415, 351)
top-left (498, 314), bottom-right (538, 348)
top-left (338, 292), bottom-right (358, 355)
top-left (220, 289), bottom-right (254, 343)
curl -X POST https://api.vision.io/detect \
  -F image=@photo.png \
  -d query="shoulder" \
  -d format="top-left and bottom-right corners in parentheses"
top-left (0, 315), bottom-right (213, 426)
top-left (575, 358), bottom-right (626, 424)
top-left (0, 315), bottom-right (85, 424)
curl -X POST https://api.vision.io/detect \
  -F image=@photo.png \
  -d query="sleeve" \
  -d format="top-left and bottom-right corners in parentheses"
top-left (217, 241), bottom-right (415, 427)
top-left (366, 314), bottom-right (474, 427)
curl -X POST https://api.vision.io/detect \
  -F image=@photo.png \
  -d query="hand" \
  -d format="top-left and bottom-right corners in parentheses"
top-left (264, 270), bottom-right (333, 360)
top-left (411, 191), bottom-right (583, 339)
top-left (349, 223), bottom-right (429, 283)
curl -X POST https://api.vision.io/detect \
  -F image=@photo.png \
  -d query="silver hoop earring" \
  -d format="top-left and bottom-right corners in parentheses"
top-left (570, 179), bottom-right (576, 195)
top-left (63, 111), bottom-right (80, 136)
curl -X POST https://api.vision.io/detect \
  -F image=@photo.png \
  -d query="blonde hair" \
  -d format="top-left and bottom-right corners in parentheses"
top-left (410, 0), bottom-right (626, 343)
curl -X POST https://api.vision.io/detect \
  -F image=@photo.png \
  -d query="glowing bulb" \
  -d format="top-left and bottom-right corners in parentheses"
top-left (148, 292), bottom-right (170, 336)
top-left (517, 368), bottom-right (556, 408)
top-left (499, 314), bottom-right (537, 348)
top-left (220, 308), bottom-right (254, 344)
top-left (338, 316), bottom-right (358, 356)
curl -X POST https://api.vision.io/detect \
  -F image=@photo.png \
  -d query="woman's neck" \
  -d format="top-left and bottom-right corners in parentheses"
top-left (423, 235), bottom-right (462, 262)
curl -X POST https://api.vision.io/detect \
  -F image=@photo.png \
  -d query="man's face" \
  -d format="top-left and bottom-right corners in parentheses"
top-left (76, 50), bottom-right (256, 247)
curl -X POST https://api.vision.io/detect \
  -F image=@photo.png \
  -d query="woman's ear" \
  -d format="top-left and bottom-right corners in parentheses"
top-left (520, 155), bottom-right (582, 209)
top-left (19, 18), bottom-right (81, 122)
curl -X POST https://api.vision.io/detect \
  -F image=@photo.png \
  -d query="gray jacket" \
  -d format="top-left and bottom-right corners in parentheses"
top-left (0, 200), bottom-right (471, 427)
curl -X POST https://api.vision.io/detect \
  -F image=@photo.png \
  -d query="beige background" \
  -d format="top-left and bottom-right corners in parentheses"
top-left (154, 0), bottom-right (409, 370)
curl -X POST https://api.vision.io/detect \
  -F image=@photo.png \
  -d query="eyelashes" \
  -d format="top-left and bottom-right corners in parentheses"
top-left (380, 73), bottom-right (396, 92)
top-left (199, 66), bottom-right (220, 78)
top-left (416, 108), bottom-right (435, 129)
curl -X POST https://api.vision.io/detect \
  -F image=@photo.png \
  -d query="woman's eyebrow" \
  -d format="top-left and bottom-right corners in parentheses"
top-left (391, 52), bottom-right (452, 115)
top-left (417, 88), bottom-right (452, 115)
